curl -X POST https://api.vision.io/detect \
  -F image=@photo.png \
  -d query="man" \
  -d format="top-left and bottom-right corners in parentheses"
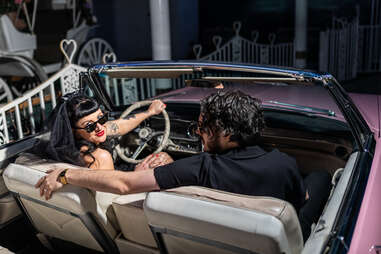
top-left (36, 90), bottom-right (306, 212)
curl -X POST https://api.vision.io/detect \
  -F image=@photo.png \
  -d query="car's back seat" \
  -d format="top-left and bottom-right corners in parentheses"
top-left (144, 186), bottom-right (304, 254)
top-left (4, 153), bottom-right (304, 254)
top-left (112, 193), bottom-right (159, 253)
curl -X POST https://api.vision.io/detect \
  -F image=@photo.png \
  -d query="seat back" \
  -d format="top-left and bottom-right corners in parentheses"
top-left (112, 193), bottom-right (158, 248)
top-left (0, 167), bottom-right (21, 227)
top-left (144, 187), bottom-right (303, 254)
top-left (2, 153), bottom-right (118, 253)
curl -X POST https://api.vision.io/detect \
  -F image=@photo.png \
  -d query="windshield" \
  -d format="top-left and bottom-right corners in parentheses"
top-left (92, 71), bottom-right (343, 118)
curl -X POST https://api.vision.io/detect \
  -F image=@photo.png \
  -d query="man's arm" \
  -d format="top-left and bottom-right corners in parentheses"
top-left (35, 168), bottom-right (159, 200)
top-left (105, 100), bottom-right (165, 137)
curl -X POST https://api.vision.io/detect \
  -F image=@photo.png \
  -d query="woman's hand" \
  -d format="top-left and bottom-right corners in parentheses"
top-left (135, 152), bottom-right (174, 171)
top-left (35, 168), bottom-right (66, 200)
top-left (148, 100), bottom-right (166, 116)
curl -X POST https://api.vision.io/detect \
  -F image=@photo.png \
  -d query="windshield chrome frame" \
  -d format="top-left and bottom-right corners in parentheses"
top-left (87, 61), bottom-right (373, 152)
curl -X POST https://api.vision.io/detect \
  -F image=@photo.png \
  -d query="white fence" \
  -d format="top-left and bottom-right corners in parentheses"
top-left (0, 63), bottom-right (86, 146)
top-left (358, 25), bottom-right (381, 72)
top-left (103, 76), bottom-right (157, 106)
top-left (319, 17), bottom-right (359, 81)
top-left (193, 22), bottom-right (295, 67)
top-left (320, 4), bottom-right (381, 80)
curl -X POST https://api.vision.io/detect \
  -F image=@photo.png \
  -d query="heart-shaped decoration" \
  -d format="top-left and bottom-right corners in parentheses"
top-left (233, 21), bottom-right (242, 35)
top-left (102, 52), bottom-right (117, 64)
top-left (268, 33), bottom-right (276, 45)
top-left (251, 30), bottom-right (259, 43)
top-left (60, 39), bottom-right (78, 64)
top-left (212, 36), bottom-right (222, 49)
top-left (193, 45), bottom-right (202, 59)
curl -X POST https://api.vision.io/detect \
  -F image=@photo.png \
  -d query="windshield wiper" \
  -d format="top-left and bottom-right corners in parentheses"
top-left (266, 100), bottom-right (336, 117)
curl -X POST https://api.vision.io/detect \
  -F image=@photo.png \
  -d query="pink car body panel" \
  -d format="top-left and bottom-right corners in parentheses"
top-left (349, 137), bottom-right (381, 254)
top-left (349, 93), bottom-right (380, 136)
top-left (348, 95), bottom-right (381, 254)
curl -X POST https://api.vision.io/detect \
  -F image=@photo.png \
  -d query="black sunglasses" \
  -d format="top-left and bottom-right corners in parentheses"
top-left (74, 112), bottom-right (109, 133)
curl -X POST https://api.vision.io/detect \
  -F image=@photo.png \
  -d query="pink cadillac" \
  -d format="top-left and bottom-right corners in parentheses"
top-left (0, 61), bottom-right (379, 254)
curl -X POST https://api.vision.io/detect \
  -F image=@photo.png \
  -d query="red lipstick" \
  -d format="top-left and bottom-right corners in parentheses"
top-left (96, 130), bottom-right (105, 137)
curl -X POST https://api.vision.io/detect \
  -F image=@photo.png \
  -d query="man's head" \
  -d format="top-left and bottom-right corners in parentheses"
top-left (197, 90), bottom-right (265, 153)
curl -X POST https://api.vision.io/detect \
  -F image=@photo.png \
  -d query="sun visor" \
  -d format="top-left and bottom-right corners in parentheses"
top-left (104, 68), bottom-right (195, 78)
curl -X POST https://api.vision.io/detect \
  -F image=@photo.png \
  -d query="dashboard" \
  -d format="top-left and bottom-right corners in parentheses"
top-left (146, 116), bottom-right (202, 154)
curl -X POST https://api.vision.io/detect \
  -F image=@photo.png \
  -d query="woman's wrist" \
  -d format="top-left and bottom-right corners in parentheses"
top-left (145, 110), bottom-right (155, 117)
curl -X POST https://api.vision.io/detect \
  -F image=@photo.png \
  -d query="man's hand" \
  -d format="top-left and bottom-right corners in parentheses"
top-left (135, 152), bottom-right (173, 171)
top-left (35, 168), bottom-right (65, 200)
top-left (148, 100), bottom-right (166, 116)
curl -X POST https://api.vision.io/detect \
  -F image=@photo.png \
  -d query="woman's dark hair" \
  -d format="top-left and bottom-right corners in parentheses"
top-left (199, 90), bottom-right (265, 147)
top-left (36, 92), bottom-right (110, 167)
top-left (65, 94), bottom-right (101, 167)
top-left (66, 95), bottom-right (100, 129)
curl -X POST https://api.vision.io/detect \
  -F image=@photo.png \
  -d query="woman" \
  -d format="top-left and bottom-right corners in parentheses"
top-left (41, 92), bottom-right (166, 170)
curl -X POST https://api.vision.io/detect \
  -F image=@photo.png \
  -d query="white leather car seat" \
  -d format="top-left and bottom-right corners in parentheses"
top-left (112, 193), bottom-right (159, 253)
top-left (0, 169), bottom-right (21, 228)
top-left (144, 186), bottom-right (304, 254)
top-left (3, 153), bottom-right (119, 253)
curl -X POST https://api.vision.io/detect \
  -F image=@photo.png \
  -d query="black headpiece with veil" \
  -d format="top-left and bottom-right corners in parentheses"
top-left (47, 92), bottom-right (85, 165)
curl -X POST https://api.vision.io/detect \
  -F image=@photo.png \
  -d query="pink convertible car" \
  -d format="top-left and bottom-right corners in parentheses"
top-left (0, 61), bottom-right (379, 254)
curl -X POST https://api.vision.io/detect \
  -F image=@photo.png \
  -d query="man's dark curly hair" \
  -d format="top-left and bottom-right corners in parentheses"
top-left (199, 90), bottom-right (265, 146)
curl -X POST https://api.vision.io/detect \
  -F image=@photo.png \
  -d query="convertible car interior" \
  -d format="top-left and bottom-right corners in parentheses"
top-left (0, 64), bottom-right (360, 254)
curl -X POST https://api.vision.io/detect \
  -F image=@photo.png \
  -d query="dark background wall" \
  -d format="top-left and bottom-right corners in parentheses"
top-left (92, 0), bottom-right (370, 65)
top-left (93, 0), bottom-right (198, 61)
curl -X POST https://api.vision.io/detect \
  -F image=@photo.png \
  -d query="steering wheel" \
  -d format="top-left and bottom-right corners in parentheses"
top-left (115, 100), bottom-right (170, 163)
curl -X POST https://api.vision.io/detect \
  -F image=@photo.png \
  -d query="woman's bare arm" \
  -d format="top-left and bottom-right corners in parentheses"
top-left (105, 100), bottom-right (165, 137)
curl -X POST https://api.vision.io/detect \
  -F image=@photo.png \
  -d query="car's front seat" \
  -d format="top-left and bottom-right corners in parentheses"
top-left (144, 186), bottom-right (303, 254)
top-left (3, 153), bottom-right (119, 253)
top-left (0, 169), bottom-right (21, 228)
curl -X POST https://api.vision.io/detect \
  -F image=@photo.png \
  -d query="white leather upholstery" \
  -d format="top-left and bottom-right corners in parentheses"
top-left (0, 170), bottom-right (8, 197)
top-left (0, 194), bottom-right (21, 225)
top-left (115, 233), bottom-right (159, 254)
top-left (0, 245), bottom-right (14, 254)
top-left (144, 186), bottom-right (303, 254)
top-left (112, 193), bottom-right (158, 248)
top-left (14, 153), bottom-right (81, 173)
top-left (3, 153), bottom-right (117, 252)
top-left (0, 169), bottom-right (21, 226)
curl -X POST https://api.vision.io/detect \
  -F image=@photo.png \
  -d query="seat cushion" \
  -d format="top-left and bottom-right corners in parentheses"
top-left (0, 194), bottom-right (21, 225)
top-left (144, 186), bottom-right (303, 254)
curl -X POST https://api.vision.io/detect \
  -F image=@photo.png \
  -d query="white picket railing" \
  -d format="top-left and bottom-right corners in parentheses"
top-left (103, 76), bottom-right (157, 106)
top-left (319, 17), bottom-right (359, 81)
top-left (358, 24), bottom-right (381, 72)
top-left (100, 53), bottom-right (157, 105)
top-left (0, 63), bottom-right (86, 146)
top-left (320, 4), bottom-right (381, 80)
top-left (193, 21), bottom-right (295, 67)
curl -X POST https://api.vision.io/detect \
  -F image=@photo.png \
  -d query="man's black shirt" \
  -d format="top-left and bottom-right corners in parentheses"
top-left (154, 146), bottom-right (306, 211)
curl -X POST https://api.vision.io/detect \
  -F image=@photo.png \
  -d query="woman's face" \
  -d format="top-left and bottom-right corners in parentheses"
top-left (74, 109), bottom-right (108, 145)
